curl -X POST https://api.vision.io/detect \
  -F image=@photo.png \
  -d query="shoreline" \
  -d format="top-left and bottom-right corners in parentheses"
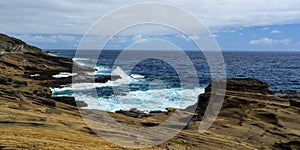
top-left (1, 33), bottom-right (300, 149)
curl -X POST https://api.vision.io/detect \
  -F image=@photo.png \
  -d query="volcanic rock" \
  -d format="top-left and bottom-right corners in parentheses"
top-left (0, 33), bottom-right (299, 149)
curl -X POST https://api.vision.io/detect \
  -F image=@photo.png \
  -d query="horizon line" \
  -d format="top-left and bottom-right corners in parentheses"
top-left (43, 49), bottom-right (300, 52)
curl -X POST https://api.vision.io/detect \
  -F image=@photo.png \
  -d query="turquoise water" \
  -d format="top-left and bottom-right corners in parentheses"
top-left (49, 50), bottom-right (300, 111)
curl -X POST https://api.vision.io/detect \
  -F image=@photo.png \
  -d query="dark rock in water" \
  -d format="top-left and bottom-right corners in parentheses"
top-left (205, 78), bottom-right (270, 94)
top-left (115, 108), bottom-right (153, 118)
top-left (76, 101), bottom-right (88, 108)
top-left (95, 75), bottom-right (121, 83)
top-left (52, 97), bottom-right (88, 107)
top-left (272, 90), bottom-right (300, 108)
top-left (274, 90), bottom-right (300, 98)
top-left (72, 74), bottom-right (121, 84)
top-left (149, 110), bottom-right (164, 113)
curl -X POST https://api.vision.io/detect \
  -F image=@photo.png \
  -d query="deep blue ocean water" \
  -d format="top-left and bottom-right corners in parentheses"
top-left (49, 50), bottom-right (300, 112)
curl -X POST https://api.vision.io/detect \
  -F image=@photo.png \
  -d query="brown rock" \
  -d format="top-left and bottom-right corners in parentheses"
top-left (1, 34), bottom-right (300, 149)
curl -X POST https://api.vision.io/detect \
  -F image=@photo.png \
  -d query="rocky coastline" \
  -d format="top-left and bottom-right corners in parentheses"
top-left (0, 33), bottom-right (299, 149)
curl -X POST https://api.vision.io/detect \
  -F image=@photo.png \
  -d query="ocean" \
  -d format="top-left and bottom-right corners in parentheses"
top-left (49, 50), bottom-right (300, 112)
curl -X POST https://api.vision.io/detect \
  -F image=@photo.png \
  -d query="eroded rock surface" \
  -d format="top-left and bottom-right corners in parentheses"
top-left (183, 78), bottom-right (300, 149)
top-left (0, 33), bottom-right (299, 149)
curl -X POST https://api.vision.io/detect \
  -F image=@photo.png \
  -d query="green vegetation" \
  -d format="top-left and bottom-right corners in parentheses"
top-left (19, 89), bottom-right (27, 94)
top-left (5, 46), bottom-right (11, 52)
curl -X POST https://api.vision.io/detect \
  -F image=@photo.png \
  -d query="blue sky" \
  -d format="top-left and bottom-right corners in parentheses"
top-left (1, 0), bottom-right (300, 51)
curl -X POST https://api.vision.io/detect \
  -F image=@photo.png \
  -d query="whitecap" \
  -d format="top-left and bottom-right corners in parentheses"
top-left (73, 87), bottom-right (204, 112)
top-left (130, 74), bottom-right (145, 79)
top-left (52, 72), bottom-right (77, 78)
top-left (50, 66), bottom-right (203, 112)
top-left (88, 65), bottom-right (112, 76)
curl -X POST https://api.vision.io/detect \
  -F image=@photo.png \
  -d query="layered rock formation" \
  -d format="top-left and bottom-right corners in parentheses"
top-left (0, 33), bottom-right (299, 149)
top-left (183, 78), bottom-right (300, 149)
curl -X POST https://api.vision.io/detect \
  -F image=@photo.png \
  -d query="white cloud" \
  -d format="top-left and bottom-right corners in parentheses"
top-left (132, 35), bottom-right (144, 42)
top-left (177, 34), bottom-right (203, 41)
top-left (16, 35), bottom-right (57, 43)
top-left (271, 30), bottom-right (281, 34)
top-left (177, 34), bottom-right (190, 41)
top-left (111, 36), bottom-right (128, 43)
top-left (189, 35), bottom-right (200, 40)
top-left (50, 35), bottom-right (76, 41)
top-left (213, 34), bottom-right (219, 37)
top-left (0, 0), bottom-right (300, 34)
top-left (118, 38), bottom-right (128, 43)
top-left (15, 34), bottom-right (76, 44)
top-left (262, 27), bottom-right (270, 30)
top-left (249, 37), bottom-right (291, 45)
top-left (211, 28), bottom-right (237, 33)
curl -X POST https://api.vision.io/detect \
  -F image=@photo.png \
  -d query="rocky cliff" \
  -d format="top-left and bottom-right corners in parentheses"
top-left (0, 33), bottom-right (299, 149)
top-left (0, 33), bottom-right (41, 53)
top-left (184, 78), bottom-right (300, 149)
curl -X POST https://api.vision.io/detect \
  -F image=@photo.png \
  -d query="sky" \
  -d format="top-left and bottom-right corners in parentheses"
top-left (1, 0), bottom-right (300, 51)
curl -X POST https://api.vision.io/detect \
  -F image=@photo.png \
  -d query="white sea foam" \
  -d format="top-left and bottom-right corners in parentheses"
top-left (51, 67), bottom-right (140, 91)
top-left (51, 66), bottom-right (203, 112)
top-left (52, 72), bottom-right (77, 78)
top-left (73, 58), bottom-right (90, 61)
top-left (48, 53), bottom-right (58, 56)
top-left (74, 87), bottom-right (204, 112)
top-left (72, 58), bottom-right (92, 67)
top-left (112, 67), bottom-right (130, 79)
top-left (95, 65), bottom-right (111, 72)
top-left (51, 82), bottom-right (111, 92)
top-left (52, 85), bottom-right (203, 112)
top-left (130, 74), bottom-right (145, 79)
top-left (30, 74), bottom-right (40, 77)
top-left (88, 65), bottom-right (112, 76)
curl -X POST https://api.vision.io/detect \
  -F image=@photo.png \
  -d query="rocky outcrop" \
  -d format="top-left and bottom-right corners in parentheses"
top-left (274, 90), bottom-right (300, 98)
top-left (191, 78), bottom-right (279, 121)
top-left (0, 33), bottom-right (41, 53)
top-left (116, 108), bottom-right (154, 118)
top-left (78, 78), bottom-right (300, 149)
top-left (0, 34), bottom-right (114, 149)
top-left (0, 34), bottom-right (300, 149)
top-left (95, 75), bottom-right (121, 83)
top-left (182, 78), bottom-right (300, 149)
top-left (51, 97), bottom-right (88, 107)
top-left (290, 99), bottom-right (300, 108)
